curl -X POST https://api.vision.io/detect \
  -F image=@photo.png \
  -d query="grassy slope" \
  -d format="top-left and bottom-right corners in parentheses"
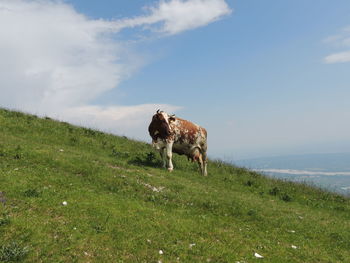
top-left (0, 108), bottom-right (349, 263)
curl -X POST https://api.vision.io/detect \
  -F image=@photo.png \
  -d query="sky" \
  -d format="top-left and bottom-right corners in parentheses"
top-left (1, 0), bottom-right (350, 160)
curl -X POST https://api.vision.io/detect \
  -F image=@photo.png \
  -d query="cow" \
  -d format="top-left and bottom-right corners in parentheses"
top-left (148, 110), bottom-right (208, 176)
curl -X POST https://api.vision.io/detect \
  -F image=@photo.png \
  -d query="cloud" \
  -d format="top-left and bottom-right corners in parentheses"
top-left (115, 0), bottom-right (232, 35)
top-left (59, 104), bottom-right (182, 138)
top-left (324, 26), bottom-right (350, 63)
top-left (0, 0), bottom-right (126, 112)
top-left (324, 51), bottom-right (350, 64)
top-left (0, 0), bottom-right (230, 139)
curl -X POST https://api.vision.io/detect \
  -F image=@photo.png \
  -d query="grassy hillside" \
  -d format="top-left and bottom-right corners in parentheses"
top-left (0, 108), bottom-right (349, 263)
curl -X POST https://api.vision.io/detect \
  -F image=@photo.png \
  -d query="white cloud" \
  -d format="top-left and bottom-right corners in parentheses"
top-left (115, 0), bottom-right (232, 35)
top-left (0, 0), bottom-right (125, 112)
top-left (324, 26), bottom-right (350, 64)
top-left (0, 0), bottom-right (230, 140)
top-left (324, 51), bottom-right (350, 64)
top-left (58, 104), bottom-right (182, 138)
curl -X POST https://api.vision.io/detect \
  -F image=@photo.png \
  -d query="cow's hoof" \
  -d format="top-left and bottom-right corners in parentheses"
top-left (167, 168), bottom-right (173, 172)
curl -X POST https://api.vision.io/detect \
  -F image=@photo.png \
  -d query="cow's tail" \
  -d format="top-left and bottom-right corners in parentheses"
top-left (200, 137), bottom-right (208, 176)
top-left (201, 147), bottom-right (208, 176)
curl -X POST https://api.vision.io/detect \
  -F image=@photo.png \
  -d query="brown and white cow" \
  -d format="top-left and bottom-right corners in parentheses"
top-left (148, 110), bottom-right (208, 176)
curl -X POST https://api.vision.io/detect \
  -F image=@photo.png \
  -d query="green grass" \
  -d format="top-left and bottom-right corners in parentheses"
top-left (0, 108), bottom-right (349, 262)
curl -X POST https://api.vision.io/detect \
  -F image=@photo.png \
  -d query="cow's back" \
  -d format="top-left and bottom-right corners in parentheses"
top-left (171, 118), bottom-right (207, 156)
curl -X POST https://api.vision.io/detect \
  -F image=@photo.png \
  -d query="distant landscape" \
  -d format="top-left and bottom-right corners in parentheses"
top-left (236, 153), bottom-right (350, 195)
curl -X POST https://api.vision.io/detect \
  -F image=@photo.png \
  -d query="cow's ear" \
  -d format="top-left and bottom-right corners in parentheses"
top-left (169, 115), bottom-right (176, 122)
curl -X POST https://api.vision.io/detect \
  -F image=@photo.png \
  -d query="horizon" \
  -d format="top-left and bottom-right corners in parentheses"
top-left (1, 0), bottom-right (350, 159)
top-left (235, 151), bottom-right (350, 162)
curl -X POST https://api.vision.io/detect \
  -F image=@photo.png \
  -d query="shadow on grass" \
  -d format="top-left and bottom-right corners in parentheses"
top-left (128, 152), bottom-right (163, 168)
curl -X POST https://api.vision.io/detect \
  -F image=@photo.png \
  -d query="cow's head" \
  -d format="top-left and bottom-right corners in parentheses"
top-left (149, 110), bottom-right (176, 139)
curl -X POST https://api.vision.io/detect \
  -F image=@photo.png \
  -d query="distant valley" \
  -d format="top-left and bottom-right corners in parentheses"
top-left (235, 153), bottom-right (350, 195)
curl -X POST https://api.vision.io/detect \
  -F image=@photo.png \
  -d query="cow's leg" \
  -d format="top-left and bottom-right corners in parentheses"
top-left (159, 147), bottom-right (166, 168)
top-left (165, 141), bottom-right (174, 172)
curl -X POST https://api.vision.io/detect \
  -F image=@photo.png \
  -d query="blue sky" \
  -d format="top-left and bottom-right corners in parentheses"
top-left (1, 0), bottom-right (350, 159)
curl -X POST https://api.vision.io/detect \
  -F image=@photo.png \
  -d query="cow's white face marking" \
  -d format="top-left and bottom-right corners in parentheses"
top-left (160, 112), bottom-right (170, 125)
